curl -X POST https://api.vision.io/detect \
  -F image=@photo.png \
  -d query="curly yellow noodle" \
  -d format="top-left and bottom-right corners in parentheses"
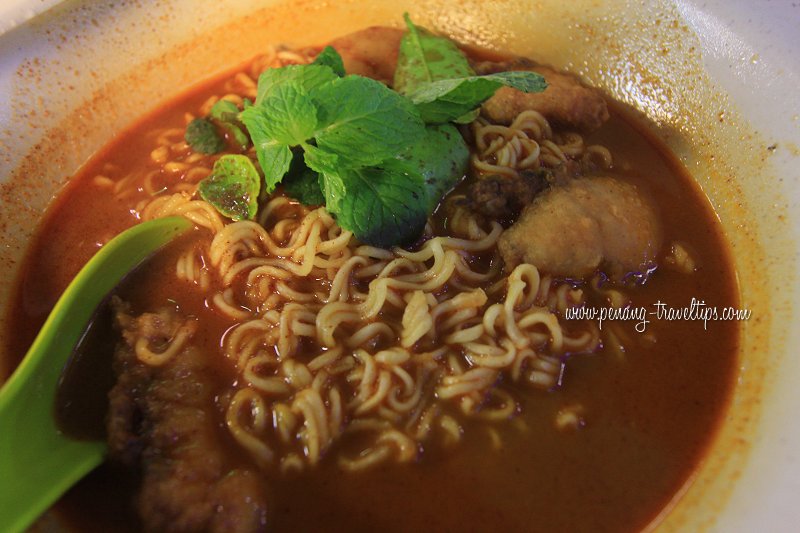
top-left (244, 355), bottom-right (292, 397)
top-left (134, 318), bottom-right (197, 367)
top-left (471, 109), bottom-right (612, 179)
top-left (226, 388), bottom-right (274, 468)
top-left (108, 50), bottom-right (612, 476)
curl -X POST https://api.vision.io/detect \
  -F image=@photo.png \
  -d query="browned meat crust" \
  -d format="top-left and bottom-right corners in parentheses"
top-left (326, 26), bottom-right (405, 83)
top-left (107, 300), bottom-right (269, 533)
top-left (475, 58), bottom-right (610, 131)
top-left (498, 176), bottom-right (661, 279)
top-left (466, 170), bottom-right (553, 221)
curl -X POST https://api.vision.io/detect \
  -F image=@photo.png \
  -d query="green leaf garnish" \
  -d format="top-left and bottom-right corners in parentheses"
top-left (408, 72), bottom-right (548, 123)
top-left (332, 159), bottom-right (428, 247)
top-left (209, 99), bottom-right (240, 123)
top-left (302, 143), bottom-right (340, 175)
top-left (185, 117), bottom-right (224, 154)
top-left (198, 155), bottom-right (261, 221)
top-left (209, 100), bottom-right (249, 150)
top-left (282, 151), bottom-right (326, 206)
top-left (312, 75), bottom-right (425, 167)
top-left (312, 46), bottom-right (346, 77)
top-left (251, 84), bottom-right (319, 146)
top-left (396, 124), bottom-right (469, 213)
top-left (304, 145), bottom-right (347, 212)
top-left (393, 13), bottom-right (474, 94)
top-left (215, 14), bottom-right (546, 247)
top-left (242, 70), bottom-right (426, 194)
top-left (283, 167), bottom-right (326, 206)
top-left (255, 64), bottom-right (339, 104)
top-left (259, 143), bottom-right (294, 193)
top-left (238, 106), bottom-right (293, 192)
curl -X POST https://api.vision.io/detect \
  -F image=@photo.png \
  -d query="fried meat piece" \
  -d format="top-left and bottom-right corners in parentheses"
top-left (476, 58), bottom-right (610, 131)
top-left (107, 301), bottom-right (269, 533)
top-left (326, 26), bottom-right (405, 83)
top-left (498, 176), bottom-right (661, 279)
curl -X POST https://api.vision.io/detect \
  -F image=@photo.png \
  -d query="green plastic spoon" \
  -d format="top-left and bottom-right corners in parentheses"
top-left (0, 215), bottom-right (192, 533)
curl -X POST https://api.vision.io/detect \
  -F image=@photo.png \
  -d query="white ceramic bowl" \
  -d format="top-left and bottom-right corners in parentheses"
top-left (1, 1), bottom-right (798, 531)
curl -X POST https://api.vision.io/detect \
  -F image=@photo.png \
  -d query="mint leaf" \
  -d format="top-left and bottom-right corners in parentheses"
top-left (259, 143), bottom-right (293, 192)
top-left (255, 64), bottom-right (338, 104)
top-left (209, 100), bottom-right (249, 150)
top-left (234, 40), bottom-right (477, 248)
top-left (282, 151), bottom-right (325, 205)
top-left (408, 72), bottom-right (547, 123)
top-left (198, 155), bottom-right (261, 221)
top-left (313, 75), bottom-right (425, 167)
top-left (396, 124), bottom-right (469, 212)
top-left (331, 159), bottom-right (428, 247)
top-left (239, 107), bottom-right (293, 191)
top-left (209, 99), bottom-right (240, 123)
top-left (319, 170), bottom-right (347, 212)
top-left (453, 109), bottom-right (480, 124)
top-left (482, 71), bottom-right (549, 93)
top-left (283, 167), bottom-right (325, 206)
top-left (312, 46), bottom-right (346, 77)
top-left (304, 145), bottom-right (347, 212)
top-left (248, 84), bottom-right (319, 146)
top-left (302, 143), bottom-right (339, 175)
top-left (185, 117), bottom-right (224, 154)
top-left (393, 13), bottom-right (474, 94)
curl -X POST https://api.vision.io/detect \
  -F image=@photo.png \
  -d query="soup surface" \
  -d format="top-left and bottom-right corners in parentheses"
top-left (2, 26), bottom-right (739, 533)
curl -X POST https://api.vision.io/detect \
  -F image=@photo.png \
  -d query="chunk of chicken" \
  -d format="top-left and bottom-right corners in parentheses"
top-left (475, 58), bottom-right (610, 131)
top-left (326, 26), bottom-right (405, 83)
top-left (498, 176), bottom-right (661, 279)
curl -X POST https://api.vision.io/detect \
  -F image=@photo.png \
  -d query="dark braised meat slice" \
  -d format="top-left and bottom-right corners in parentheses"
top-left (474, 58), bottom-right (610, 132)
top-left (107, 300), bottom-right (269, 533)
top-left (467, 169), bottom-right (554, 221)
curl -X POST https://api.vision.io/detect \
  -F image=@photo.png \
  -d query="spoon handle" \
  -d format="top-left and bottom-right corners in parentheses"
top-left (0, 216), bottom-right (192, 533)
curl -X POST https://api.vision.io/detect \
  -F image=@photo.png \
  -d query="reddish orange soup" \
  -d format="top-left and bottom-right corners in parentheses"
top-left (3, 54), bottom-right (738, 532)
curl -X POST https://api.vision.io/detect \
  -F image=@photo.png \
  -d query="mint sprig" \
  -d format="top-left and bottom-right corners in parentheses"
top-left (197, 15), bottom-right (546, 245)
top-left (240, 63), bottom-right (425, 194)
